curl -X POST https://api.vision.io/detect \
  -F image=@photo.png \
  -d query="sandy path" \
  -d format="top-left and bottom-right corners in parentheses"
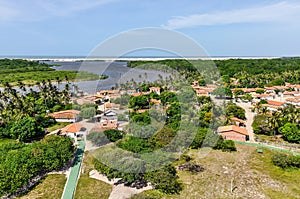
top-left (89, 170), bottom-right (153, 199)
top-left (236, 102), bottom-right (256, 142)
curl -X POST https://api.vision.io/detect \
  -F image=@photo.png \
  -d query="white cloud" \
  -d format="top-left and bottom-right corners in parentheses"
top-left (163, 1), bottom-right (300, 29)
top-left (0, 0), bottom-right (117, 23)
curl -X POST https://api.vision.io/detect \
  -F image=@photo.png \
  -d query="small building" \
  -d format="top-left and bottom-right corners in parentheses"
top-left (285, 98), bottom-right (300, 106)
top-left (99, 119), bottom-right (118, 130)
top-left (262, 100), bottom-right (285, 111)
top-left (230, 117), bottom-right (246, 127)
top-left (253, 93), bottom-right (275, 100)
top-left (48, 110), bottom-right (80, 123)
top-left (60, 123), bottom-right (84, 142)
top-left (149, 87), bottom-right (161, 95)
top-left (217, 125), bottom-right (249, 142)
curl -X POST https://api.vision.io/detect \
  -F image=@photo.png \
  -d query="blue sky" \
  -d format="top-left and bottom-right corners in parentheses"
top-left (1, 0), bottom-right (300, 57)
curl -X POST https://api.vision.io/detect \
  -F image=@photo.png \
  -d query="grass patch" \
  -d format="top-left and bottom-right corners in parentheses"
top-left (46, 122), bottom-right (70, 132)
top-left (250, 147), bottom-right (300, 198)
top-left (74, 152), bottom-right (112, 199)
top-left (133, 144), bottom-right (300, 199)
top-left (0, 138), bottom-right (16, 146)
top-left (17, 174), bottom-right (66, 199)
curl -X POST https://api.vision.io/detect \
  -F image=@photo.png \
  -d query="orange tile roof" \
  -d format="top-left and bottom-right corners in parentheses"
top-left (61, 123), bottom-right (82, 133)
top-left (230, 117), bottom-right (246, 124)
top-left (267, 100), bottom-right (284, 107)
top-left (150, 99), bottom-right (161, 105)
top-left (48, 110), bottom-right (80, 119)
top-left (217, 125), bottom-right (248, 136)
top-left (286, 98), bottom-right (300, 103)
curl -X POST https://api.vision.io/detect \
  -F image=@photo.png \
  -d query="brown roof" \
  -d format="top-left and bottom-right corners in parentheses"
top-left (230, 117), bottom-right (246, 124)
top-left (240, 88), bottom-right (263, 93)
top-left (273, 86), bottom-right (289, 90)
top-left (61, 123), bottom-right (82, 133)
top-left (217, 125), bottom-right (248, 136)
top-left (286, 98), bottom-right (300, 103)
top-left (254, 93), bottom-right (275, 98)
top-left (48, 110), bottom-right (80, 119)
top-left (150, 99), bottom-right (161, 105)
top-left (267, 100), bottom-right (284, 107)
top-left (105, 102), bottom-right (120, 109)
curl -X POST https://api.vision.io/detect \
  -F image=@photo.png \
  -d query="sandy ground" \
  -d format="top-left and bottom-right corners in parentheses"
top-left (89, 170), bottom-right (153, 199)
top-left (235, 102), bottom-right (256, 142)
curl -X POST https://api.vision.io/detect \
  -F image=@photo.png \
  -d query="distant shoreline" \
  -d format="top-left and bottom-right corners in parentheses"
top-left (0, 56), bottom-right (288, 62)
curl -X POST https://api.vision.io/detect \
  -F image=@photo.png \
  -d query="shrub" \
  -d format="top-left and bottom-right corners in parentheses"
top-left (272, 153), bottom-right (300, 168)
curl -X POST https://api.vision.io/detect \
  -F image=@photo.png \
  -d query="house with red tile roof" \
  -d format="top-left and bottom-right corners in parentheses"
top-left (285, 98), bottom-right (300, 106)
top-left (48, 110), bottom-right (80, 123)
top-left (217, 125), bottom-right (249, 142)
top-left (253, 93), bottom-right (275, 101)
top-left (60, 123), bottom-right (84, 142)
top-left (262, 100), bottom-right (285, 111)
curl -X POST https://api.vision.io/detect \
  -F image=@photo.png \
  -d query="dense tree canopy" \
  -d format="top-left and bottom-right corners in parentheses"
top-left (0, 135), bottom-right (74, 197)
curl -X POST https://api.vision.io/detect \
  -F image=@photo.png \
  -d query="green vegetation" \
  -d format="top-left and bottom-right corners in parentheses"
top-left (0, 135), bottom-right (74, 197)
top-left (212, 87), bottom-right (233, 98)
top-left (272, 153), bottom-right (300, 168)
top-left (0, 59), bottom-right (99, 86)
top-left (18, 174), bottom-right (67, 199)
top-left (132, 145), bottom-right (300, 199)
top-left (278, 123), bottom-right (300, 143)
top-left (252, 104), bottom-right (300, 140)
top-left (129, 58), bottom-right (300, 88)
top-left (87, 132), bottom-right (110, 147)
top-left (225, 102), bottom-right (246, 120)
top-left (104, 129), bottom-right (124, 142)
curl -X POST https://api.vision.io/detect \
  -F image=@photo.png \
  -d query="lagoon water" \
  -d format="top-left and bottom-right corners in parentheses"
top-left (46, 61), bottom-right (170, 94)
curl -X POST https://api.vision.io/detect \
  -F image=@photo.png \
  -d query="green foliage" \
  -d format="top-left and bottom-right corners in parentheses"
top-left (116, 136), bottom-right (152, 154)
top-left (0, 59), bottom-right (98, 86)
top-left (0, 135), bottom-right (74, 196)
top-left (279, 123), bottom-right (300, 143)
top-left (252, 114), bottom-right (271, 135)
top-left (145, 165), bottom-right (182, 194)
top-left (129, 95), bottom-right (149, 110)
top-left (221, 140), bottom-right (237, 152)
top-left (131, 113), bottom-right (151, 125)
top-left (190, 128), bottom-right (207, 149)
top-left (226, 102), bottom-right (246, 120)
top-left (81, 103), bottom-right (97, 109)
top-left (212, 87), bottom-right (233, 98)
top-left (272, 153), bottom-right (300, 168)
top-left (125, 123), bottom-right (158, 139)
top-left (149, 126), bottom-right (176, 149)
top-left (197, 96), bottom-right (212, 105)
top-left (160, 91), bottom-right (178, 105)
top-left (79, 107), bottom-right (96, 120)
top-left (256, 89), bottom-right (265, 94)
top-left (241, 93), bottom-right (253, 101)
top-left (191, 128), bottom-right (236, 152)
top-left (103, 129), bottom-right (124, 142)
top-left (87, 132), bottom-right (110, 146)
top-left (9, 117), bottom-right (44, 141)
top-left (233, 89), bottom-right (245, 97)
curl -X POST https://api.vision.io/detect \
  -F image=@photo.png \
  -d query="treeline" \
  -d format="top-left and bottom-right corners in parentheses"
top-left (128, 58), bottom-right (300, 87)
top-left (252, 104), bottom-right (300, 143)
top-left (0, 135), bottom-right (74, 197)
top-left (0, 59), bottom-right (98, 86)
top-left (0, 80), bottom-right (72, 141)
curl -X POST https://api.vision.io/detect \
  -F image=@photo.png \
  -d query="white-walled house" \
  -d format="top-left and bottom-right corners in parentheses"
top-left (60, 123), bottom-right (84, 143)
top-left (48, 110), bottom-right (80, 123)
